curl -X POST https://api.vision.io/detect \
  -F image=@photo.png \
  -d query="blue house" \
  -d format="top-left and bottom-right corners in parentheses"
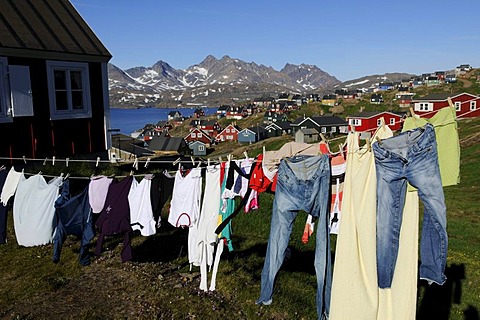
top-left (238, 126), bottom-right (267, 144)
top-left (188, 140), bottom-right (207, 156)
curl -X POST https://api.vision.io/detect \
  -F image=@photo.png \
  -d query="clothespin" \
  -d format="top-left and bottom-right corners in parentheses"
top-left (207, 158), bottom-right (211, 167)
top-left (64, 173), bottom-right (70, 180)
top-left (320, 133), bottom-right (328, 143)
top-left (0, 165), bottom-right (5, 171)
top-left (144, 157), bottom-right (151, 168)
top-left (37, 171), bottom-right (42, 175)
top-left (227, 154), bottom-right (232, 162)
top-left (43, 157), bottom-right (48, 165)
top-left (173, 157), bottom-right (181, 166)
top-left (132, 156), bottom-right (139, 170)
top-left (130, 170), bottom-right (134, 176)
top-left (95, 157), bottom-right (100, 167)
top-left (218, 156), bottom-right (222, 164)
top-left (65, 157), bottom-right (69, 167)
top-left (243, 151), bottom-right (249, 159)
top-left (339, 144), bottom-right (344, 158)
top-left (196, 159), bottom-right (202, 168)
top-left (376, 136), bottom-right (382, 145)
top-left (366, 138), bottom-right (372, 152)
top-left (52, 156), bottom-right (55, 166)
top-left (447, 97), bottom-right (454, 108)
top-left (190, 156), bottom-right (195, 166)
top-left (22, 156), bottom-right (27, 164)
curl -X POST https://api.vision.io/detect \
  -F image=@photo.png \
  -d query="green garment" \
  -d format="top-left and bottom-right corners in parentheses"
top-left (402, 106), bottom-right (460, 189)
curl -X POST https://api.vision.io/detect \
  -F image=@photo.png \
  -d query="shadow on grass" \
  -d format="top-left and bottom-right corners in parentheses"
top-left (417, 263), bottom-right (479, 320)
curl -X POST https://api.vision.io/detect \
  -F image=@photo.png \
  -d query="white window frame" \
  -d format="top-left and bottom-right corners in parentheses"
top-left (390, 118), bottom-right (395, 125)
top-left (415, 102), bottom-right (433, 112)
top-left (191, 133), bottom-right (196, 138)
top-left (470, 101), bottom-right (476, 111)
top-left (349, 118), bottom-right (362, 126)
top-left (0, 57), bottom-right (12, 123)
top-left (377, 119), bottom-right (382, 126)
top-left (226, 128), bottom-right (230, 133)
top-left (198, 145), bottom-right (205, 152)
top-left (46, 60), bottom-right (91, 120)
top-left (321, 127), bottom-right (327, 134)
top-left (197, 133), bottom-right (203, 138)
top-left (455, 101), bottom-right (461, 111)
top-left (331, 126), bottom-right (336, 133)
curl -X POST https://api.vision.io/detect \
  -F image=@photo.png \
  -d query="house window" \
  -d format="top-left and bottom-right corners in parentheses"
top-left (198, 145), bottom-right (205, 151)
top-left (321, 127), bottom-right (326, 133)
top-left (0, 57), bottom-right (12, 123)
top-left (415, 102), bottom-right (433, 112)
top-left (191, 133), bottom-right (196, 138)
top-left (198, 133), bottom-right (203, 138)
top-left (377, 119), bottom-right (382, 127)
top-left (46, 61), bottom-right (91, 120)
top-left (470, 101), bottom-right (476, 111)
top-left (226, 128), bottom-right (230, 133)
top-left (390, 118), bottom-right (395, 125)
top-left (349, 119), bottom-right (362, 126)
top-left (455, 101), bottom-right (461, 111)
top-left (331, 127), bottom-right (336, 133)
top-left (227, 135), bottom-right (233, 139)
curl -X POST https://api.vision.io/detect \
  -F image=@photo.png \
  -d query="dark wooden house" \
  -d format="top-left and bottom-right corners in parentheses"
top-left (0, 0), bottom-right (112, 159)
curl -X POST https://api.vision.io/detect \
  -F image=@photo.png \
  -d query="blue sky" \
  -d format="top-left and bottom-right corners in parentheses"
top-left (72, 1), bottom-right (480, 81)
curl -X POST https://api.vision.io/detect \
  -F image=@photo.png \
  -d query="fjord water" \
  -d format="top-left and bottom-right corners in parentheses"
top-left (109, 107), bottom-right (218, 135)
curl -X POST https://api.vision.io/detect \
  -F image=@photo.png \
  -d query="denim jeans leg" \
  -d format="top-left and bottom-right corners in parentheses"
top-left (256, 191), bottom-right (298, 305)
top-left (314, 177), bottom-right (332, 319)
top-left (374, 156), bottom-right (408, 288)
top-left (406, 131), bottom-right (447, 285)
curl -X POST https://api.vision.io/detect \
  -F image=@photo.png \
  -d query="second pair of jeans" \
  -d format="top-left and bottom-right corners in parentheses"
top-left (257, 155), bottom-right (331, 319)
top-left (373, 123), bottom-right (447, 288)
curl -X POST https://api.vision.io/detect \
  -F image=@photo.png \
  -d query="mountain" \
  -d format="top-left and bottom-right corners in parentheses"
top-left (108, 55), bottom-right (341, 108)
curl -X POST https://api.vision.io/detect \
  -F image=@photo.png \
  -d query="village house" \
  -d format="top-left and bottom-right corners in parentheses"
top-left (307, 94), bottom-right (320, 102)
top-left (412, 92), bottom-right (480, 118)
top-left (193, 108), bottom-right (205, 118)
top-left (295, 128), bottom-right (319, 143)
top-left (0, 0), bottom-right (112, 159)
top-left (110, 133), bottom-right (155, 161)
top-left (215, 124), bottom-right (241, 142)
top-left (398, 95), bottom-right (414, 108)
top-left (455, 64), bottom-right (472, 76)
top-left (216, 105), bottom-right (230, 118)
top-left (321, 94), bottom-right (337, 106)
top-left (377, 82), bottom-right (394, 91)
top-left (184, 127), bottom-right (215, 147)
top-left (188, 140), bottom-right (208, 156)
top-left (370, 93), bottom-right (384, 104)
top-left (426, 76), bottom-right (440, 86)
top-left (253, 96), bottom-right (275, 109)
top-left (445, 74), bottom-right (457, 83)
top-left (265, 121), bottom-right (292, 138)
top-left (238, 126), bottom-right (268, 144)
top-left (263, 111), bottom-right (288, 124)
top-left (291, 115), bottom-right (349, 136)
top-left (167, 110), bottom-right (183, 121)
top-left (346, 111), bottom-right (405, 139)
top-left (189, 119), bottom-right (221, 136)
top-left (226, 106), bottom-right (247, 120)
top-left (147, 136), bottom-right (189, 155)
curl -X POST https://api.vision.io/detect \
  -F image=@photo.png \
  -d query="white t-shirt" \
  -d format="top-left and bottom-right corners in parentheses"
top-left (88, 175), bottom-right (113, 213)
top-left (13, 174), bottom-right (63, 247)
top-left (128, 175), bottom-right (156, 236)
top-left (168, 168), bottom-right (202, 228)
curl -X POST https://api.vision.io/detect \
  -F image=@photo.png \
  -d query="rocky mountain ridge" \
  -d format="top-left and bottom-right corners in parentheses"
top-left (107, 55), bottom-right (416, 108)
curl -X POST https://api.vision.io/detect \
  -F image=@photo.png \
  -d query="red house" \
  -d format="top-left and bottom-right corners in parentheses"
top-left (184, 128), bottom-right (214, 146)
top-left (412, 92), bottom-right (480, 118)
top-left (347, 111), bottom-right (405, 134)
top-left (215, 124), bottom-right (241, 142)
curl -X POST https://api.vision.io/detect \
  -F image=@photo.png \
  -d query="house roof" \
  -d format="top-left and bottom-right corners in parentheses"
top-left (348, 111), bottom-right (404, 119)
top-left (111, 134), bottom-right (155, 157)
top-left (240, 126), bottom-right (267, 135)
top-left (298, 128), bottom-right (319, 135)
top-left (168, 111), bottom-right (181, 116)
top-left (412, 92), bottom-right (477, 102)
top-left (0, 0), bottom-right (111, 62)
top-left (276, 121), bottom-right (292, 130)
top-left (147, 136), bottom-right (186, 152)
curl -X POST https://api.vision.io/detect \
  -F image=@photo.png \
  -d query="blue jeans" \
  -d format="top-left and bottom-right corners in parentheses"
top-left (373, 123), bottom-right (447, 288)
top-left (257, 155), bottom-right (331, 319)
